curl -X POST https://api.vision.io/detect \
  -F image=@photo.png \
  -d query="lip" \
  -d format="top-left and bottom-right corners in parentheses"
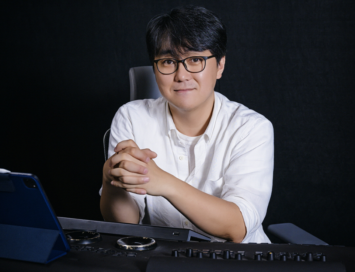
top-left (174, 88), bottom-right (194, 92)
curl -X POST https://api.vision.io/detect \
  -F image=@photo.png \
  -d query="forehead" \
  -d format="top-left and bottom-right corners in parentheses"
top-left (155, 38), bottom-right (209, 58)
top-left (156, 41), bottom-right (187, 58)
top-left (157, 47), bottom-right (210, 59)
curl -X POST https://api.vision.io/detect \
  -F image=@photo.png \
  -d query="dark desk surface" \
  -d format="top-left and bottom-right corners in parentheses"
top-left (1, 233), bottom-right (355, 272)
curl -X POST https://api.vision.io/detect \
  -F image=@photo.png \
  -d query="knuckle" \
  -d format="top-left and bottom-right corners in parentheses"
top-left (118, 181), bottom-right (127, 188)
top-left (115, 168), bottom-right (123, 177)
top-left (111, 156), bottom-right (120, 167)
top-left (108, 157), bottom-right (113, 167)
top-left (119, 153), bottom-right (127, 160)
top-left (132, 148), bottom-right (141, 157)
top-left (120, 176), bottom-right (129, 183)
top-left (120, 161), bottom-right (127, 168)
top-left (128, 139), bottom-right (137, 147)
top-left (113, 182), bottom-right (122, 188)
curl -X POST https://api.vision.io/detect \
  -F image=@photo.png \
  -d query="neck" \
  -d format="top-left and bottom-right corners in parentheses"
top-left (169, 93), bottom-right (215, 137)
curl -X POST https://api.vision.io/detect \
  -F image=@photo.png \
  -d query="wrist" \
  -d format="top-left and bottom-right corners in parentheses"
top-left (160, 171), bottom-right (182, 198)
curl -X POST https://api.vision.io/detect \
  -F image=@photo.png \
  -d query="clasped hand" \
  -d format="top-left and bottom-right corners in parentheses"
top-left (103, 140), bottom-right (171, 196)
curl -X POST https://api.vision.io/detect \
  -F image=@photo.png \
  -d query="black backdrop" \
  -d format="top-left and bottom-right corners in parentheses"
top-left (1, 0), bottom-right (355, 246)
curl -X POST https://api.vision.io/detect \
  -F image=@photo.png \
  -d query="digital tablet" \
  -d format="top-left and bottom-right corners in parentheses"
top-left (0, 172), bottom-right (70, 263)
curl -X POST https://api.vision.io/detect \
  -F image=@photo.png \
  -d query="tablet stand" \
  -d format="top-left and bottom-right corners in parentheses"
top-left (0, 224), bottom-right (68, 264)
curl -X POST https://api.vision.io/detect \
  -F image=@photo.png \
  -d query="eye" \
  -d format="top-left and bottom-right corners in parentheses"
top-left (188, 57), bottom-right (203, 64)
top-left (161, 59), bottom-right (175, 66)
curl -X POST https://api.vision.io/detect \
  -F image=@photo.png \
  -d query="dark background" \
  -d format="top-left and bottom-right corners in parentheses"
top-left (1, 0), bottom-right (354, 246)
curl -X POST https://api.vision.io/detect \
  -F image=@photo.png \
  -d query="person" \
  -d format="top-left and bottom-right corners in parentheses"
top-left (100, 5), bottom-right (273, 243)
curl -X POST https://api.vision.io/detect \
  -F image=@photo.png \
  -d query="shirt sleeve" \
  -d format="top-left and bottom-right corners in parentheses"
top-left (99, 105), bottom-right (146, 223)
top-left (220, 117), bottom-right (274, 242)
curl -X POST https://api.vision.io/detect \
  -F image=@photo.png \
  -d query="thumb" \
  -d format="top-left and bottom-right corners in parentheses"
top-left (141, 149), bottom-right (158, 159)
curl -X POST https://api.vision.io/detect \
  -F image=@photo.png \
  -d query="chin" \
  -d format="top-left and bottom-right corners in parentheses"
top-left (172, 103), bottom-right (198, 112)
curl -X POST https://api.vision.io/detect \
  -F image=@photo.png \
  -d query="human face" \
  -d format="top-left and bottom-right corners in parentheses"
top-left (154, 50), bottom-right (225, 114)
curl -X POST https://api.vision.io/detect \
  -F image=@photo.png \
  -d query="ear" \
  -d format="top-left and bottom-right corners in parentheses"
top-left (216, 56), bottom-right (226, 79)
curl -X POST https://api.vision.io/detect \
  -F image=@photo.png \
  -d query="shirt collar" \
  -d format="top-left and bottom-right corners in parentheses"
top-left (166, 101), bottom-right (176, 134)
top-left (203, 92), bottom-right (221, 142)
top-left (165, 92), bottom-right (222, 143)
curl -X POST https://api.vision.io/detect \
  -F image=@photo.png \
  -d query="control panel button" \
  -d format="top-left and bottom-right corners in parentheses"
top-left (280, 254), bottom-right (287, 261)
top-left (186, 248), bottom-right (192, 258)
top-left (223, 250), bottom-right (230, 259)
top-left (294, 254), bottom-right (301, 262)
top-left (210, 251), bottom-right (216, 259)
top-left (197, 251), bottom-right (203, 259)
top-left (171, 250), bottom-right (179, 257)
top-left (306, 252), bottom-right (313, 262)
top-left (267, 251), bottom-right (274, 261)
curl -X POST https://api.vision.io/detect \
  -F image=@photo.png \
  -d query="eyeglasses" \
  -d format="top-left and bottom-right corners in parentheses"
top-left (153, 55), bottom-right (216, 75)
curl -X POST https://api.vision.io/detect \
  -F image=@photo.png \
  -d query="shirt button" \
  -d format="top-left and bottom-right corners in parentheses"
top-left (179, 156), bottom-right (184, 160)
top-left (184, 221), bottom-right (189, 226)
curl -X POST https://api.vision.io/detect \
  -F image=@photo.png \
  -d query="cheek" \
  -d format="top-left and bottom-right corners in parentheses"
top-left (196, 70), bottom-right (217, 89)
top-left (193, 71), bottom-right (209, 82)
top-left (155, 75), bottom-right (173, 92)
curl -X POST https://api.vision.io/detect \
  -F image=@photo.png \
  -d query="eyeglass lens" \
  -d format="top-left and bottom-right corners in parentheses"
top-left (157, 57), bottom-right (206, 74)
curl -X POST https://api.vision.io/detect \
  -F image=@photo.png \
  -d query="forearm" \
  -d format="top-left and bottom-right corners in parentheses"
top-left (105, 141), bottom-right (245, 241)
top-left (100, 181), bottom-right (140, 224)
top-left (164, 174), bottom-right (246, 243)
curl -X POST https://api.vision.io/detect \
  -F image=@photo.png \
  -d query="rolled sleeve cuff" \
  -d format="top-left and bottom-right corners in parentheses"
top-left (223, 196), bottom-right (260, 242)
top-left (129, 192), bottom-right (146, 224)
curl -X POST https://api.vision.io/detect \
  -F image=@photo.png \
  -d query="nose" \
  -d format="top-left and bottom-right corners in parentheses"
top-left (174, 62), bottom-right (192, 82)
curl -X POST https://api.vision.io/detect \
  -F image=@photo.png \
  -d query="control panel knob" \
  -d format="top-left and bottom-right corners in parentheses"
top-left (197, 251), bottom-right (203, 259)
top-left (235, 253), bottom-right (242, 260)
top-left (223, 250), bottom-right (230, 259)
top-left (186, 248), bottom-right (192, 258)
top-left (321, 255), bottom-right (327, 262)
top-left (267, 251), bottom-right (274, 261)
top-left (280, 254), bottom-right (287, 261)
top-left (294, 254), bottom-right (301, 262)
top-left (306, 252), bottom-right (313, 262)
top-left (210, 251), bottom-right (216, 259)
top-left (171, 250), bottom-right (179, 257)
top-left (254, 253), bottom-right (262, 261)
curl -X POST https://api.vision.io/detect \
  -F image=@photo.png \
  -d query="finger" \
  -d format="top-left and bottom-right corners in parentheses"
top-left (110, 180), bottom-right (139, 189)
top-left (111, 179), bottom-right (147, 190)
top-left (141, 148), bottom-right (158, 159)
top-left (119, 147), bottom-right (153, 163)
top-left (126, 188), bottom-right (147, 195)
top-left (110, 167), bottom-right (145, 180)
top-left (110, 168), bottom-right (149, 187)
top-left (114, 139), bottom-right (138, 153)
top-left (111, 153), bottom-right (147, 168)
top-left (118, 160), bottom-right (148, 175)
top-left (117, 175), bottom-right (150, 186)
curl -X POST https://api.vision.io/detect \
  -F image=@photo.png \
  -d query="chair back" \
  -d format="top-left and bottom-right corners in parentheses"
top-left (104, 66), bottom-right (161, 161)
top-left (129, 66), bottom-right (161, 101)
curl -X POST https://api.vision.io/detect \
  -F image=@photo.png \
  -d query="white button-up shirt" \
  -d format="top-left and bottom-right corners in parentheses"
top-left (102, 92), bottom-right (274, 243)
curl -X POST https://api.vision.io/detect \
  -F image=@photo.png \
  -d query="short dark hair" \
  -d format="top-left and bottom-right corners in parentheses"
top-left (146, 6), bottom-right (227, 64)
